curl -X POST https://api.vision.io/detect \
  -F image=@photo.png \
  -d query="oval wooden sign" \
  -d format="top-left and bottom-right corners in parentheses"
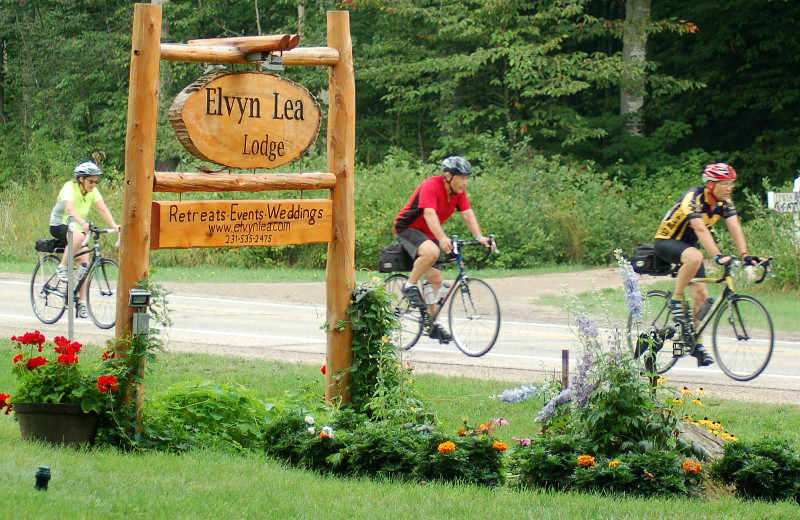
top-left (168, 71), bottom-right (322, 169)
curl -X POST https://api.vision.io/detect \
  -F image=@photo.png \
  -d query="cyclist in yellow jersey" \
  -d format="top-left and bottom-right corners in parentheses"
top-left (653, 163), bottom-right (765, 366)
top-left (49, 161), bottom-right (121, 318)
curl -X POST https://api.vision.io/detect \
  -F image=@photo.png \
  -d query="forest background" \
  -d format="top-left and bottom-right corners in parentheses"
top-left (0, 0), bottom-right (798, 288)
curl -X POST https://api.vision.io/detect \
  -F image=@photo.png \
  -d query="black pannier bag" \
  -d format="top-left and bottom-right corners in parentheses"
top-left (378, 242), bottom-right (414, 273)
top-left (34, 238), bottom-right (65, 253)
top-left (631, 242), bottom-right (672, 276)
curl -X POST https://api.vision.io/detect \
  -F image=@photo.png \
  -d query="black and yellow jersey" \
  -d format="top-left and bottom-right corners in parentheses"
top-left (654, 186), bottom-right (737, 245)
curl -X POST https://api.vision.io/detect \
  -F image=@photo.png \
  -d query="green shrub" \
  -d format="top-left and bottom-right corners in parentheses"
top-left (341, 422), bottom-right (427, 478)
top-left (513, 437), bottom-right (703, 497)
top-left (144, 381), bottom-right (267, 452)
top-left (710, 437), bottom-right (800, 502)
top-left (415, 432), bottom-right (506, 487)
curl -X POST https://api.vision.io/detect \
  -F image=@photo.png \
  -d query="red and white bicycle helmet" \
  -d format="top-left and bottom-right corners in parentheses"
top-left (702, 163), bottom-right (737, 183)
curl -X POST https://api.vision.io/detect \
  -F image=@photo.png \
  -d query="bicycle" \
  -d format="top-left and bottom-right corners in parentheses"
top-left (31, 223), bottom-right (120, 329)
top-left (627, 257), bottom-right (774, 381)
top-left (384, 234), bottom-right (500, 357)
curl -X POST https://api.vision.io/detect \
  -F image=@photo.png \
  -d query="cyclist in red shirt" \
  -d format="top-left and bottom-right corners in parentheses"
top-left (653, 162), bottom-right (765, 366)
top-left (394, 156), bottom-right (492, 341)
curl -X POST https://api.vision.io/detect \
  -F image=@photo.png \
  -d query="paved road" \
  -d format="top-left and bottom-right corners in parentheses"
top-left (2, 273), bottom-right (799, 404)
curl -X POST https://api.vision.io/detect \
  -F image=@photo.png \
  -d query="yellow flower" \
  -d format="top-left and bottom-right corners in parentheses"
top-left (438, 441), bottom-right (456, 454)
top-left (609, 460), bottom-right (620, 467)
top-left (682, 387), bottom-right (694, 396)
top-left (493, 441), bottom-right (508, 451)
top-left (656, 377), bottom-right (667, 385)
top-left (577, 455), bottom-right (596, 468)
top-left (695, 387), bottom-right (706, 395)
top-left (672, 399), bottom-right (684, 405)
top-left (372, 276), bottom-right (381, 283)
top-left (692, 399), bottom-right (703, 407)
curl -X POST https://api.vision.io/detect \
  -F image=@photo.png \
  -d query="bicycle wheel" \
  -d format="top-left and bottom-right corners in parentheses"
top-left (626, 290), bottom-right (679, 374)
top-left (384, 274), bottom-right (423, 350)
top-left (30, 255), bottom-right (66, 324)
top-left (447, 278), bottom-right (500, 357)
top-left (712, 295), bottom-right (773, 381)
top-left (86, 258), bottom-right (119, 329)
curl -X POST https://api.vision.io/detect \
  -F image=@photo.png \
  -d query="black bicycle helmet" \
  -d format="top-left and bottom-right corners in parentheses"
top-left (74, 161), bottom-right (103, 178)
top-left (442, 156), bottom-right (473, 176)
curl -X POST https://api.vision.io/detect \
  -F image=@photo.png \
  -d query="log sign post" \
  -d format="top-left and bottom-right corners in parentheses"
top-left (117, 3), bottom-right (355, 425)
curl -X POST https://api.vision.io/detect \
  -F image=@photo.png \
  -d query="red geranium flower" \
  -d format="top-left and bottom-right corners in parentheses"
top-left (13, 331), bottom-right (46, 351)
top-left (57, 353), bottom-right (79, 364)
top-left (102, 350), bottom-right (115, 361)
top-left (321, 365), bottom-right (326, 375)
top-left (54, 336), bottom-right (82, 355)
top-left (0, 393), bottom-right (12, 415)
top-left (26, 356), bottom-right (48, 370)
top-left (13, 354), bottom-right (24, 364)
top-left (97, 375), bottom-right (119, 393)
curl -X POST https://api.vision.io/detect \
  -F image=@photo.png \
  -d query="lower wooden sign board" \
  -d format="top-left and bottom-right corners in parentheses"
top-left (150, 199), bottom-right (332, 249)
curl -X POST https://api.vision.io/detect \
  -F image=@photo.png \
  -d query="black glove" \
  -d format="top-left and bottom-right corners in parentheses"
top-left (743, 255), bottom-right (762, 266)
top-left (714, 254), bottom-right (731, 265)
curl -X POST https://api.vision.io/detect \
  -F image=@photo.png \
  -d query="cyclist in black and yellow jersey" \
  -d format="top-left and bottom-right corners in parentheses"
top-left (653, 163), bottom-right (766, 366)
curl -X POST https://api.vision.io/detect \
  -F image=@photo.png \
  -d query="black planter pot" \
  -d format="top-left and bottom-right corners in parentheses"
top-left (14, 402), bottom-right (100, 447)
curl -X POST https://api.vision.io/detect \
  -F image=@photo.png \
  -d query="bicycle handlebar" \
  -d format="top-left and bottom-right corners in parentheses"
top-left (721, 256), bottom-right (772, 284)
top-left (451, 234), bottom-right (497, 263)
top-left (80, 223), bottom-right (121, 248)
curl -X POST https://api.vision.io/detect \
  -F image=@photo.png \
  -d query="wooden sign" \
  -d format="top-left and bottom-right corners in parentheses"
top-left (168, 71), bottom-right (322, 169)
top-left (150, 199), bottom-right (332, 249)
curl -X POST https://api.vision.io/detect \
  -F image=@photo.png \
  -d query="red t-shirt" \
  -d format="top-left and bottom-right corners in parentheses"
top-left (394, 175), bottom-right (471, 239)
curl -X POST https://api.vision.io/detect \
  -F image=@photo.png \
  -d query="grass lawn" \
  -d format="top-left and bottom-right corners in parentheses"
top-left (2, 343), bottom-right (799, 519)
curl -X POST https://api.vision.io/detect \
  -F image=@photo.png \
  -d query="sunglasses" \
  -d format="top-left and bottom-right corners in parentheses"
top-left (83, 179), bottom-right (100, 185)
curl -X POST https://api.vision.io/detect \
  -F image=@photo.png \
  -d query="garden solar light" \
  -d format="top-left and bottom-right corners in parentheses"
top-left (35, 466), bottom-right (50, 491)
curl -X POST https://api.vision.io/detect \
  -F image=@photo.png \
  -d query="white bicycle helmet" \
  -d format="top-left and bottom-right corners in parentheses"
top-left (442, 156), bottom-right (473, 176)
top-left (74, 161), bottom-right (103, 178)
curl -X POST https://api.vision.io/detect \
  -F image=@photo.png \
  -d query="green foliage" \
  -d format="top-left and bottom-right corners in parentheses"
top-left (144, 381), bottom-right (268, 452)
top-left (415, 432), bottom-right (506, 487)
top-left (345, 281), bottom-right (428, 423)
top-left (710, 437), bottom-right (800, 503)
top-left (512, 432), bottom-right (704, 497)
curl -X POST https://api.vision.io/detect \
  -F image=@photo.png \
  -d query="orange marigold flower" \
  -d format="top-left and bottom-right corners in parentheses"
top-left (458, 428), bottom-right (468, 437)
top-left (493, 441), bottom-right (508, 451)
top-left (577, 455), bottom-right (596, 468)
top-left (683, 460), bottom-right (702, 475)
top-left (609, 460), bottom-right (620, 467)
top-left (438, 441), bottom-right (456, 454)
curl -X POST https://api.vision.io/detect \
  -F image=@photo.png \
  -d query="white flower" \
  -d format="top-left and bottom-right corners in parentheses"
top-left (304, 415), bottom-right (315, 425)
top-left (321, 426), bottom-right (334, 439)
top-left (307, 427), bottom-right (316, 435)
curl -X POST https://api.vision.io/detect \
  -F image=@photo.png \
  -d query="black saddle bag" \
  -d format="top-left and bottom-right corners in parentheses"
top-left (378, 242), bottom-right (414, 273)
top-left (35, 238), bottom-right (65, 253)
top-left (631, 242), bottom-right (672, 276)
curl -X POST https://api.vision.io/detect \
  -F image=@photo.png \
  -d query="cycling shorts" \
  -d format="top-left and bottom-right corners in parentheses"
top-left (49, 225), bottom-right (70, 244)
top-left (395, 228), bottom-right (443, 271)
top-left (654, 239), bottom-right (705, 277)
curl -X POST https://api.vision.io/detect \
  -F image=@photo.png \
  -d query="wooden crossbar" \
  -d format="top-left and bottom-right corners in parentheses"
top-left (160, 43), bottom-right (339, 66)
top-left (187, 34), bottom-right (301, 52)
top-left (153, 171), bottom-right (337, 193)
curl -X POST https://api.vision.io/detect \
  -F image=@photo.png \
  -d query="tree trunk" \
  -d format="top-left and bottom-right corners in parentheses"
top-left (620, 0), bottom-right (650, 137)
